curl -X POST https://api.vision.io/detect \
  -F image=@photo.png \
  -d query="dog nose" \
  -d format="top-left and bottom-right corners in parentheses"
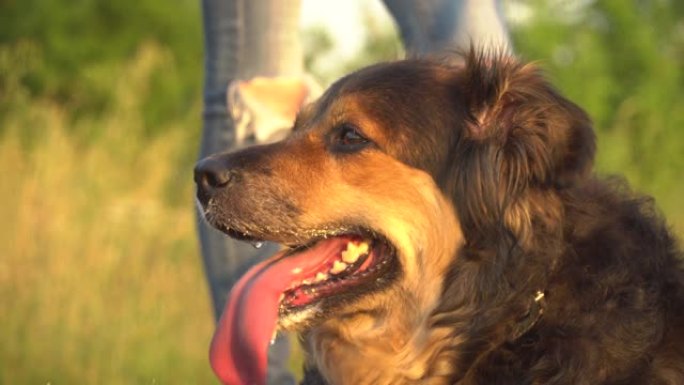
top-left (194, 157), bottom-right (235, 197)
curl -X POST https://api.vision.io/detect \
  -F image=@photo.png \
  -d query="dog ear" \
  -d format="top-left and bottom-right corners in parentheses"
top-left (461, 50), bottom-right (596, 185)
top-left (451, 50), bottom-right (596, 243)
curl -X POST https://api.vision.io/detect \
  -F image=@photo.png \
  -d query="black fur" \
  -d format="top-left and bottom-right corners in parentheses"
top-left (300, 52), bottom-right (684, 384)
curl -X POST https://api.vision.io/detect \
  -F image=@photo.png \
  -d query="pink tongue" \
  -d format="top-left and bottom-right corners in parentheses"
top-left (209, 236), bottom-right (352, 385)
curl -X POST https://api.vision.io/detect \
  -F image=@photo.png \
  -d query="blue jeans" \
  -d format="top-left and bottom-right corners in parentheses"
top-left (198, 1), bottom-right (296, 384)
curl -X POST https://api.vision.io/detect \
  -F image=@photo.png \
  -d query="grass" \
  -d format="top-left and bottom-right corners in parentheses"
top-left (0, 45), bottom-right (217, 384)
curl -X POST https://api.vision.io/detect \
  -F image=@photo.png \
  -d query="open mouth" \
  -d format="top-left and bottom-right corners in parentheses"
top-left (208, 228), bottom-right (398, 385)
top-left (279, 233), bottom-right (395, 312)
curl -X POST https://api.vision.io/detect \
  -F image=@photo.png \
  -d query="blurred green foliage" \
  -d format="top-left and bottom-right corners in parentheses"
top-left (513, 0), bottom-right (684, 219)
top-left (304, 11), bottom-right (403, 84)
top-left (0, 0), bottom-right (682, 384)
top-left (0, 0), bottom-right (202, 139)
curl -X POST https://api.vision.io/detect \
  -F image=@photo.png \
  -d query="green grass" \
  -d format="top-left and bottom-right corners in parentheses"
top-left (0, 45), bottom-right (217, 384)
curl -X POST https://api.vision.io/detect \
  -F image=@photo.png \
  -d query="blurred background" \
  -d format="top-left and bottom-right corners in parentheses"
top-left (1, 0), bottom-right (682, 383)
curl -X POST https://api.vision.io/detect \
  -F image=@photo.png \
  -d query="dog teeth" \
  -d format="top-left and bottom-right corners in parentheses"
top-left (341, 241), bottom-right (369, 264)
top-left (330, 260), bottom-right (348, 275)
top-left (315, 272), bottom-right (328, 282)
top-left (302, 279), bottom-right (312, 285)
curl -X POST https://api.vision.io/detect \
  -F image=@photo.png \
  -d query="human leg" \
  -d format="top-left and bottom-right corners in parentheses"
top-left (381, 0), bottom-right (511, 54)
top-left (198, 0), bottom-right (301, 383)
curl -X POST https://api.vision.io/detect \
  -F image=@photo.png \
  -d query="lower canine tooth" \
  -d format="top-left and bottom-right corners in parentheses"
top-left (315, 272), bottom-right (328, 282)
top-left (330, 260), bottom-right (348, 275)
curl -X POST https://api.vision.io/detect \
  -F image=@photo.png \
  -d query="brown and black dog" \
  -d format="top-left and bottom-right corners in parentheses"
top-left (194, 50), bottom-right (684, 385)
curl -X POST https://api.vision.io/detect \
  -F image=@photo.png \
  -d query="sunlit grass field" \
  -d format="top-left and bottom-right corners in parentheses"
top-left (0, 45), bottom-right (219, 384)
top-left (2, 28), bottom-right (683, 385)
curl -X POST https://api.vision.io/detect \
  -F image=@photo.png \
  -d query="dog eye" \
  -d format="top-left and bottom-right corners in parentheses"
top-left (337, 124), bottom-right (369, 147)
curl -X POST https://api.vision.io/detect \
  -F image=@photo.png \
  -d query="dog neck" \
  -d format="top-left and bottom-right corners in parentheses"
top-left (300, 243), bottom-right (553, 385)
top-left (302, 246), bottom-right (462, 385)
top-left (302, 295), bottom-right (459, 385)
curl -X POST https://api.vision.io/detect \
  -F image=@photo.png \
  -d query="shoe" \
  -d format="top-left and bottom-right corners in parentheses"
top-left (227, 75), bottom-right (322, 146)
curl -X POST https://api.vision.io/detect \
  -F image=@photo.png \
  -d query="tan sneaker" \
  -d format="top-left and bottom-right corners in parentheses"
top-left (227, 76), bottom-right (322, 146)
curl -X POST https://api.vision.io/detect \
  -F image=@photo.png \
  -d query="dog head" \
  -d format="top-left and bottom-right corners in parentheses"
top-left (195, 50), bottom-right (595, 385)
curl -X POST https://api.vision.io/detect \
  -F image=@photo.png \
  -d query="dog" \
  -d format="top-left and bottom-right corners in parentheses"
top-left (194, 50), bottom-right (684, 385)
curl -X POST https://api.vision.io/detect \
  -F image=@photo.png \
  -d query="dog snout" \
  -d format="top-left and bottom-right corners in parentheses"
top-left (194, 156), bottom-right (236, 203)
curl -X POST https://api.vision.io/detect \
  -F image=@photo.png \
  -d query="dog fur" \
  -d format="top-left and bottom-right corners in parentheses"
top-left (195, 50), bottom-right (684, 385)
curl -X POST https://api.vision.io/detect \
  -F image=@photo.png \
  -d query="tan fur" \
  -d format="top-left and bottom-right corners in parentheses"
top-left (297, 157), bottom-right (463, 384)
